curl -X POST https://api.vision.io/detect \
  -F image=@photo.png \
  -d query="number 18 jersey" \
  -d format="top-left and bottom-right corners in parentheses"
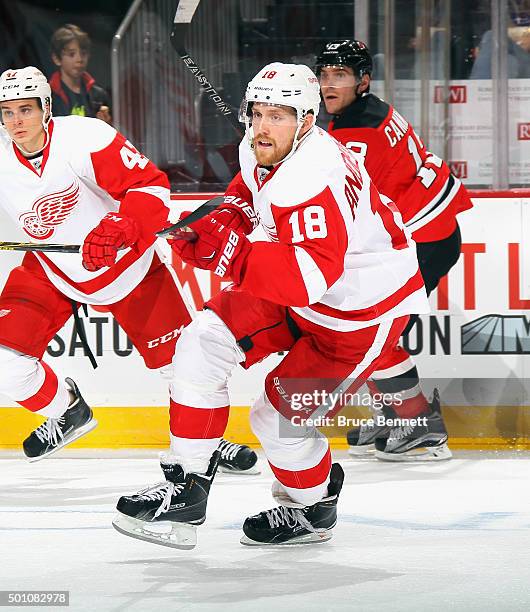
top-left (226, 126), bottom-right (430, 331)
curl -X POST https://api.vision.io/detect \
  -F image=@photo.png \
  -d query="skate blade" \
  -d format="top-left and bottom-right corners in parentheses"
top-left (375, 443), bottom-right (453, 462)
top-left (240, 530), bottom-right (332, 547)
top-left (25, 418), bottom-right (99, 463)
top-left (347, 443), bottom-right (376, 458)
top-left (219, 464), bottom-right (261, 475)
top-left (112, 513), bottom-right (197, 550)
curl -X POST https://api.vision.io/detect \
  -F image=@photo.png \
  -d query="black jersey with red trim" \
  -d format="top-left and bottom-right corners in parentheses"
top-left (328, 94), bottom-right (472, 242)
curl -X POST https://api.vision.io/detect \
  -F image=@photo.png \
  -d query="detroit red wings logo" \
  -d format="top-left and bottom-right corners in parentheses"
top-left (19, 181), bottom-right (80, 240)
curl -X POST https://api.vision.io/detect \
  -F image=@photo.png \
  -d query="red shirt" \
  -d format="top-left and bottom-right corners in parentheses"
top-left (328, 94), bottom-right (472, 242)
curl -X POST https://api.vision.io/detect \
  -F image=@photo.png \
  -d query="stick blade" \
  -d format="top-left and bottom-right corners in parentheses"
top-left (173, 0), bottom-right (202, 25)
top-left (157, 195), bottom-right (223, 237)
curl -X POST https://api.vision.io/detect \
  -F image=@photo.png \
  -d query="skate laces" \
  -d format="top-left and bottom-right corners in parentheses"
top-left (218, 439), bottom-right (243, 461)
top-left (389, 423), bottom-right (415, 441)
top-left (34, 417), bottom-right (65, 446)
top-left (133, 481), bottom-right (185, 519)
top-left (265, 506), bottom-right (316, 534)
top-left (359, 420), bottom-right (375, 435)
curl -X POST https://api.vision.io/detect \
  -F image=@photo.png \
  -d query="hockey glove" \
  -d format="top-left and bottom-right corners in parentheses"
top-left (209, 196), bottom-right (258, 235)
top-left (82, 213), bottom-right (140, 272)
top-left (169, 212), bottom-right (251, 282)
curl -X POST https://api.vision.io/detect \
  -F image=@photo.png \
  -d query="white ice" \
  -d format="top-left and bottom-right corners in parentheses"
top-left (0, 450), bottom-right (529, 612)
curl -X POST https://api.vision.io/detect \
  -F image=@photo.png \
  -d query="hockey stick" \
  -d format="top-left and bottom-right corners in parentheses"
top-left (0, 197), bottom-right (222, 252)
top-left (170, 0), bottom-right (243, 138)
top-left (0, 242), bottom-right (80, 253)
top-left (156, 194), bottom-right (223, 237)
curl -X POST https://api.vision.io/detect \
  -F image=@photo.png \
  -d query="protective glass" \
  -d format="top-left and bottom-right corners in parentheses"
top-left (0, 103), bottom-right (42, 124)
top-left (317, 66), bottom-right (357, 88)
top-left (238, 97), bottom-right (250, 123)
top-left (241, 100), bottom-right (299, 127)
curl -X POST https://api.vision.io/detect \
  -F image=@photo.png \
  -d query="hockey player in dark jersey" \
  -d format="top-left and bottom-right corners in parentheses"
top-left (315, 40), bottom-right (473, 461)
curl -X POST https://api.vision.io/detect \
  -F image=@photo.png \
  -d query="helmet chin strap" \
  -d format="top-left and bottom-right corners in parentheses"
top-left (353, 73), bottom-right (370, 97)
top-left (276, 116), bottom-right (315, 165)
top-left (14, 128), bottom-right (49, 157)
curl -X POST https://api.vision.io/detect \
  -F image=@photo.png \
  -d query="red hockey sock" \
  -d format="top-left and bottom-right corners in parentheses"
top-left (18, 361), bottom-right (59, 412)
top-left (169, 400), bottom-right (229, 438)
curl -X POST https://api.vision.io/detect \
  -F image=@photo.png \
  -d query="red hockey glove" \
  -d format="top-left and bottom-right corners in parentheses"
top-left (82, 213), bottom-right (140, 272)
top-left (169, 212), bottom-right (251, 282)
top-left (210, 208), bottom-right (248, 232)
top-left (209, 196), bottom-right (258, 235)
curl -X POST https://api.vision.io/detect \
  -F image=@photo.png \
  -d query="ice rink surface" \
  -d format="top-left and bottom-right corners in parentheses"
top-left (1, 449), bottom-right (529, 612)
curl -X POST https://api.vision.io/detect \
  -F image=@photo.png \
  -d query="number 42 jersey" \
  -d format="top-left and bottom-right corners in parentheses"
top-left (0, 115), bottom-right (170, 304)
top-left (226, 126), bottom-right (430, 331)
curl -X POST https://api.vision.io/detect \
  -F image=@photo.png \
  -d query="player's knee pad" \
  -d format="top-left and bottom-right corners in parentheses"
top-left (250, 391), bottom-right (329, 468)
top-left (170, 309), bottom-right (245, 406)
top-left (0, 345), bottom-right (40, 397)
top-left (249, 392), bottom-right (277, 442)
top-left (250, 391), bottom-right (314, 443)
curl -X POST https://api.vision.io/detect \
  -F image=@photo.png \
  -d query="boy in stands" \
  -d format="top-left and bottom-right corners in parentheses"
top-left (49, 24), bottom-right (111, 124)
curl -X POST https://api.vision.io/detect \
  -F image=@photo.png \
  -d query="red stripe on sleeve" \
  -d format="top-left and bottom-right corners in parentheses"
top-left (238, 186), bottom-right (348, 306)
top-left (90, 132), bottom-right (170, 245)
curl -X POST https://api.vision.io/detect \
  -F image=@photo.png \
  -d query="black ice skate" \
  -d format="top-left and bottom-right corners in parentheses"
top-left (346, 414), bottom-right (391, 457)
top-left (218, 438), bottom-right (260, 474)
top-left (23, 378), bottom-right (97, 462)
top-left (112, 451), bottom-right (220, 550)
top-left (241, 463), bottom-right (344, 546)
top-left (374, 389), bottom-right (452, 462)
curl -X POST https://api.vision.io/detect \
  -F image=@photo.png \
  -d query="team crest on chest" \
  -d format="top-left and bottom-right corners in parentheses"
top-left (19, 180), bottom-right (80, 240)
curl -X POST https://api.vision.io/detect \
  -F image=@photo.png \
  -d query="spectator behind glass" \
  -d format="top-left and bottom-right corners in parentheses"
top-left (471, 6), bottom-right (530, 79)
top-left (50, 24), bottom-right (112, 124)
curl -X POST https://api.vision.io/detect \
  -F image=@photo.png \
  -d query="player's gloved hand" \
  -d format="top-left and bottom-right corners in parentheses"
top-left (209, 197), bottom-right (258, 235)
top-left (82, 213), bottom-right (140, 272)
top-left (209, 208), bottom-right (247, 232)
top-left (168, 211), bottom-right (251, 282)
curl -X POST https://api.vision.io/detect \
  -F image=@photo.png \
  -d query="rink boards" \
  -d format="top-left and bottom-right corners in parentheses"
top-left (0, 193), bottom-right (529, 449)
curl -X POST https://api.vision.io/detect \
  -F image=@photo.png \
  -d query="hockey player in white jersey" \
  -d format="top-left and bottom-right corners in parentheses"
top-left (0, 66), bottom-right (197, 461)
top-left (112, 63), bottom-right (430, 549)
top-left (0, 67), bottom-right (258, 473)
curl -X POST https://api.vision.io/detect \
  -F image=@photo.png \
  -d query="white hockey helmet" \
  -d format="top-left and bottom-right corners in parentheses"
top-left (0, 67), bottom-right (52, 114)
top-left (240, 62), bottom-right (321, 123)
top-left (239, 63), bottom-right (321, 162)
top-left (0, 67), bottom-right (52, 154)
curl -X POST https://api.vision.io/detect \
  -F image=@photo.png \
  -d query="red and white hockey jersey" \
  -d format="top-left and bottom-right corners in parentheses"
top-left (328, 94), bottom-right (473, 242)
top-left (226, 126), bottom-right (430, 331)
top-left (0, 116), bottom-right (170, 304)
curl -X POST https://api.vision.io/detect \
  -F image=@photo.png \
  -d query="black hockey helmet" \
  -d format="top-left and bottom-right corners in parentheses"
top-left (315, 40), bottom-right (373, 79)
